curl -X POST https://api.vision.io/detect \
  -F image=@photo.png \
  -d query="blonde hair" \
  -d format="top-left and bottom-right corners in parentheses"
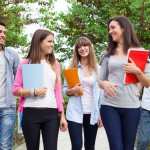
top-left (70, 36), bottom-right (98, 75)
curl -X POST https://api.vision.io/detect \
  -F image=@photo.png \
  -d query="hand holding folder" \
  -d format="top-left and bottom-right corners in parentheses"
top-left (63, 68), bottom-right (83, 96)
top-left (124, 49), bottom-right (149, 84)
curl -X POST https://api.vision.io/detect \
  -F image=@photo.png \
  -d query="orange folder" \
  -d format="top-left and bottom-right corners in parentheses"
top-left (124, 48), bottom-right (149, 84)
top-left (63, 68), bottom-right (83, 96)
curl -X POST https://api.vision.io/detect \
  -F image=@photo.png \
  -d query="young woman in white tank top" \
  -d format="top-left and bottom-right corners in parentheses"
top-left (63, 37), bottom-right (102, 150)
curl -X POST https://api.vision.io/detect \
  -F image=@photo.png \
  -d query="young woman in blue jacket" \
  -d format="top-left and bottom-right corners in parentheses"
top-left (63, 36), bottom-right (103, 150)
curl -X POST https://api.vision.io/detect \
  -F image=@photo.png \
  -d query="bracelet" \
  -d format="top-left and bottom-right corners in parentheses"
top-left (30, 89), bottom-right (34, 96)
top-left (34, 89), bottom-right (37, 97)
top-left (135, 71), bottom-right (142, 76)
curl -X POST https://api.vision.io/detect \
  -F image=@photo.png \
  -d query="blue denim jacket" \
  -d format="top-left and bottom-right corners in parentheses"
top-left (4, 47), bottom-right (20, 108)
top-left (63, 63), bottom-right (102, 125)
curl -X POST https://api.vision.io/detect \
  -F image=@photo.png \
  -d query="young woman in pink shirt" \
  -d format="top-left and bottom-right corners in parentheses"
top-left (12, 29), bottom-right (67, 150)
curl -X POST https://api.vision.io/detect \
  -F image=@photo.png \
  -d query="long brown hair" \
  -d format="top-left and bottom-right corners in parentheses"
top-left (26, 29), bottom-right (59, 83)
top-left (70, 36), bottom-right (98, 75)
top-left (26, 29), bottom-right (57, 71)
top-left (107, 16), bottom-right (140, 57)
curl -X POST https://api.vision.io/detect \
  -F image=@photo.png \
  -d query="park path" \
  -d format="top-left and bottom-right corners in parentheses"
top-left (15, 127), bottom-right (109, 150)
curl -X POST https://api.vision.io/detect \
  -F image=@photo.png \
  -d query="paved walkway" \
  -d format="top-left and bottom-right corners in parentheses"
top-left (15, 127), bottom-right (109, 150)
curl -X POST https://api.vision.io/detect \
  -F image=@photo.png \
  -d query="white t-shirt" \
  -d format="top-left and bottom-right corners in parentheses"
top-left (0, 51), bottom-right (6, 107)
top-left (24, 60), bottom-right (57, 108)
top-left (141, 87), bottom-right (150, 111)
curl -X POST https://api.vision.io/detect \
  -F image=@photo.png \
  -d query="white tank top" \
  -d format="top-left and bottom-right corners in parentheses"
top-left (81, 75), bottom-right (94, 114)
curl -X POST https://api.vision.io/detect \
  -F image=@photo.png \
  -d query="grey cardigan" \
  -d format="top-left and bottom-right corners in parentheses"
top-left (4, 47), bottom-right (20, 107)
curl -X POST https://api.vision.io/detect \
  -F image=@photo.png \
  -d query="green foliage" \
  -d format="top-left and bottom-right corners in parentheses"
top-left (0, 0), bottom-right (28, 49)
top-left (46, 0), bottom-right (150, 62)
top-left (0, 0), bottom-right (56, 56)
top-left (1, 0), bottom-right (149, 61)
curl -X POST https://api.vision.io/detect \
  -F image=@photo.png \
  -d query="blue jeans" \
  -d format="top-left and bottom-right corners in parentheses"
top-left (136, 108), bottom-right (150, 150)
top-left (67, 114), bottom-right (98, 150)
top-left (101, 105), bottom-right (140, 150)
top-left (0, 108), bottom-right (16, 150)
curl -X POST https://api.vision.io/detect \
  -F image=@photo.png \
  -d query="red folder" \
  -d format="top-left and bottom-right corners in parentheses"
top-left (124, 49), bottom-right (149, 84)
top-left (63, 68), bottom-right (83, 96)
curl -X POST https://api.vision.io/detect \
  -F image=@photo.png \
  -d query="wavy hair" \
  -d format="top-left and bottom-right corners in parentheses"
top-left (107, 16), bottom-right (140, 56)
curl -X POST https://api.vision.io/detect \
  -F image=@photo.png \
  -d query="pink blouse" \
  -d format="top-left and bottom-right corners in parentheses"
top-left (12, 59), bottom-right (64, 114)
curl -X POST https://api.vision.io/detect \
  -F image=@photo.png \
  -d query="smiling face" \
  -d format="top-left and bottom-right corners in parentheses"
top-left (40, 34), bottom-right (54, 59)
top-left (109, 20), bottom-right (124, 43)
top-left (77, 45), bottom-right (90, 58)
top-left (0, 25), bottom-right (6, 50)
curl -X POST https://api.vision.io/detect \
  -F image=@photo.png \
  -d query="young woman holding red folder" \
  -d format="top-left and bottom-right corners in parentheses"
top-left (99, 16), bottom-right (150, 150)
top-left (63, 37), bottom-right (103, 150)
top-left (12, 29), bottom-right (67, 150)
